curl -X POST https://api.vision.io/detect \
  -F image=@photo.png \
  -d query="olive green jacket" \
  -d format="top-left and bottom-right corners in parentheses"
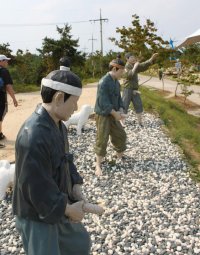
top-left (123, 58), bottom-right (154, 90)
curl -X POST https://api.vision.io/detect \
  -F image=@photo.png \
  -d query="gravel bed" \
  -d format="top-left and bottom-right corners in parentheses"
top-left (0, 112), bottom-right (200, 255)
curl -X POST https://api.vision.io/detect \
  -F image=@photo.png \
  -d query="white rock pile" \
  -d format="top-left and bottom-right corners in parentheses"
top-left (0, 111), bottom-right (200, 255)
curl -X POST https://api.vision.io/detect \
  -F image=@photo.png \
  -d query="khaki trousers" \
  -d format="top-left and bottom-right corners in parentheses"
top-left (95, 114), bottom-right (126, 157)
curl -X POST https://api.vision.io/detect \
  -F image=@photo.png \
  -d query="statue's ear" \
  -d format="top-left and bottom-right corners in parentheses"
top-left (54, 91), bottom-right (64, 106)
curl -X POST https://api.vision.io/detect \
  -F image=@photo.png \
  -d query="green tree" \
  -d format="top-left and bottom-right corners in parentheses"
top-left (37, 24), bottom-right (85, 76)
top-left (11, 50), bottom-right (44, 85)
top-left (110, 14), bottom-right (169, 61)
top-left (84, 50), bottom-right (117, 78)
top-left (0, 43), bottom-right (13, 57)
top-left (181, 44), bottom-right (200, 66)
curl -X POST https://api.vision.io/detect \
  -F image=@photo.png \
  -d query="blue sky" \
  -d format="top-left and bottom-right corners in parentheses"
top-left (0, 0), bottom-right (199, 55)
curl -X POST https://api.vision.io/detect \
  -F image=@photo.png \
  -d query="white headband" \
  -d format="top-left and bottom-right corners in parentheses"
top-left (41, 78), bottom-right (82, 96)
top-left (60, 66), bottom-right (70, 71)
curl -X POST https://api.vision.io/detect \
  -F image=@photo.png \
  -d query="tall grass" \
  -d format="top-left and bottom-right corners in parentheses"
top-left (141, 87), bottom-right (200, 181)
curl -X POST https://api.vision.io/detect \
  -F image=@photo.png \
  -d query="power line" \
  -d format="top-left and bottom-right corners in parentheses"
top-left (89, 9), bottom-right (108, 55)
top-left (0, 20), bottom-right (90, 27)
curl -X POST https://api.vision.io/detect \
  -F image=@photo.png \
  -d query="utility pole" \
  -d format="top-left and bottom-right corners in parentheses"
top-left (88, 34), bottom-right (97, 55)
top-left (89, 9), bottom-right (108, 55)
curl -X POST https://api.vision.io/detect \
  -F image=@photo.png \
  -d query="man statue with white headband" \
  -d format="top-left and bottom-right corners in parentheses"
top-left (94, 58), bottom-right (127, 176)
top-left (12, 57), bottom-right (91, 255)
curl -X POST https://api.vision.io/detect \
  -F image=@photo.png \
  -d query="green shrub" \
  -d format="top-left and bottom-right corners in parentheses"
top-left (14, 84), bottom-right (40, 93)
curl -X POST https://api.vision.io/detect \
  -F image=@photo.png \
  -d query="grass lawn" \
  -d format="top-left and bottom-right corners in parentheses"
top-left (141, 86), bottom-right (200, 182)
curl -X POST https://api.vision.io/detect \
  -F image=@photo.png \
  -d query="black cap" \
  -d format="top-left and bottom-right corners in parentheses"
top-left (59, 56), bottom-right (71, 67)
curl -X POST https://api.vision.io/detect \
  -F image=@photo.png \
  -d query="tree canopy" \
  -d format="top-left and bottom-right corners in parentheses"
top-left (110, 14), bottom-right (169, 61)
top-left (37, 24), bottom-right (85, 74)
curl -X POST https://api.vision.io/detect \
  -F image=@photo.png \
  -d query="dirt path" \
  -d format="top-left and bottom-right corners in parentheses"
top-left (139, 75), bottom-right (200, 106)
top-left (140, 75), bottom-right (200, 117)
top-left (0, 83), bottom-right (98, 162)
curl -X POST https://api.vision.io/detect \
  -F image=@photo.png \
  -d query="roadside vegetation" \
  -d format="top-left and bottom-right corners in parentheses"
top-left (141, 86), bottom-right (200, 182)
top-left (13, 78), bottom-right (98, 93)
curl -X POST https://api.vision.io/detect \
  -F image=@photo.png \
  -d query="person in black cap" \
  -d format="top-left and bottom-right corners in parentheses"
top-left (12, 59), bottom-right (91, 255)
top-left (0, 54), bottom-right (18, 148)
top-left (122, 52), bottom-right (158, 126)
top-left (94, 58), bottom-right (127, 176)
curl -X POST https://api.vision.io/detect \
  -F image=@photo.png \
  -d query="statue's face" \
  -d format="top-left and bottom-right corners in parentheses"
top-left (54, 93), bottom-right (79, 122)
top-left (128, 56), bottom-right (137, 65)
top-left (114, 67), bottom-right (125, 80)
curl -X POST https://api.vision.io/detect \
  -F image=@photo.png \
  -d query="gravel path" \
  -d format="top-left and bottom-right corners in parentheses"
top-left (1, 111), bottom-right (200, 255)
